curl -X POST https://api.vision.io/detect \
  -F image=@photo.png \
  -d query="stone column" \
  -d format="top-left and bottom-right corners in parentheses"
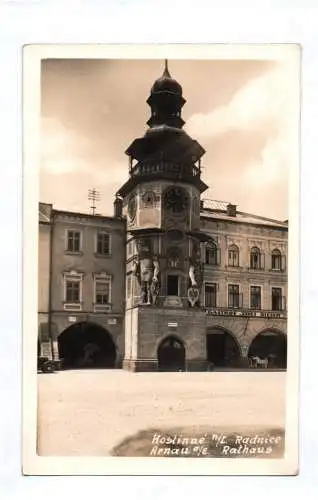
top-left (239, 342), bottom-right (250, 368)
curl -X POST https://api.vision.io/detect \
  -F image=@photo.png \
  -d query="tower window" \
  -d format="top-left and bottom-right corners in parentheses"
top-left (167, 275), bottom-right (179, 296)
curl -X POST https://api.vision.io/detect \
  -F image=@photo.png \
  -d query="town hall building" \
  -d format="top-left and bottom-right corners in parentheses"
top-left (38, 62), bottom-right (288, 371)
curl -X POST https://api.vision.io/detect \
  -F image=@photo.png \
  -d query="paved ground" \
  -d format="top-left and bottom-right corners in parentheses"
top-left (37, 370), bottom-right (286, 456)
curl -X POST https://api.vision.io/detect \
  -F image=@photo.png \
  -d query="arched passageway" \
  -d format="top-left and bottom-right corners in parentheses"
top-left (206, 328), bottom-right (241, 367)
top-left (58, 322), bottom-right (117, 369)
top-left (157, 336), bottom-right (185, 372)
top-left (248, 331), bottom-right (287, 368)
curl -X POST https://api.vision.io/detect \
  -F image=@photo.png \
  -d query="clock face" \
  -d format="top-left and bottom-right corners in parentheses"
top-left (164, 187), bottom-right (189, 214)
top-left (128, 195), bottom-right (136, 220)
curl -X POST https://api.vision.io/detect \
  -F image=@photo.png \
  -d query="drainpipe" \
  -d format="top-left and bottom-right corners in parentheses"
top-left (48, 213), bottom-right (55, 361)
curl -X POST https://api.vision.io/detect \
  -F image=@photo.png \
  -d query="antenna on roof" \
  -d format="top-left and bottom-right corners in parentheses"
top-left (88, 188), bottom-right (100, 216)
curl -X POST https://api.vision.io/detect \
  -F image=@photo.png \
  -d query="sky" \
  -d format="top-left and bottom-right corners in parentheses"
top-left (40, 57), bottom-right (296, 220)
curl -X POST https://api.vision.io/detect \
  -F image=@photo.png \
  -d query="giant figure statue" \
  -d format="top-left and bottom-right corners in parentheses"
top-left (133, 254), bottom-right (160, 305)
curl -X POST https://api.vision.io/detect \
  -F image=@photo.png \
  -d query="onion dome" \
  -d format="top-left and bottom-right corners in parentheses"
top-left (151, 60), bottom-right (182, 96)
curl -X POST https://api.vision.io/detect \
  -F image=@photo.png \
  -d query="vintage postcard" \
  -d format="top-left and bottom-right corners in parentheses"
top-left (22, 44), bottom-right (300, 475)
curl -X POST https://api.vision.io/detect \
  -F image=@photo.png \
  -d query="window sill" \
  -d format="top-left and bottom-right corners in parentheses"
top-left (64, 251), bottom-right (83, 256)
top-left (63, 302), bottom-right (83, 311)
top-left (93, 303), bottom-right (112, 313)
top-left (94, 252), bottom-right (112, 259)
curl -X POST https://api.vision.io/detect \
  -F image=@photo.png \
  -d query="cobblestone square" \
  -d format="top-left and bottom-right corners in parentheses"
top-left (37, 370), bottom-right (286, 456)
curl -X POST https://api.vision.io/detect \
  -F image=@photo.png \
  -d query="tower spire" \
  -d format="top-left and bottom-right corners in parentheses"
top-left (163, 59), bottom-right (170, 77)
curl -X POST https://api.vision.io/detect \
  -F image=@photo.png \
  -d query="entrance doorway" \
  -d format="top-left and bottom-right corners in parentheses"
top-left (167, 275), bottom-right (179, 296)
top-left (157, 336), bottom-right (185, 371)
top-left (206, 328), bottom-right (240, 367)
top-left (58, 322), bottom-right (117, 369)
top-left (248, 331), bottom-right (287, 368)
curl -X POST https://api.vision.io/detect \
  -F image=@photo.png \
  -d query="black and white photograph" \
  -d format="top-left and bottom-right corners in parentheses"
top-left (22, 44), bottom-right (300, 475)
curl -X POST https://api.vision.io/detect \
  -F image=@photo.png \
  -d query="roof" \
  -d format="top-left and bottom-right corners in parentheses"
top-left (53, 208), bottom-right (124, 224)
top-left (39, 202), bottom-right (52, 224)
top-left (201, 199), bottom-right (288, 230)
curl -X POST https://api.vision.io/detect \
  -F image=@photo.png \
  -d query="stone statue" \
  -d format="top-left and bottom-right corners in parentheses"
top-left (133, 254), bottom-right (160, 305)
top-left (151, 256), bottom-right (160, 305)
top-left (189, 263), bottom-right (198, 287)
top-left (187, 256), bottom-right (201, 307)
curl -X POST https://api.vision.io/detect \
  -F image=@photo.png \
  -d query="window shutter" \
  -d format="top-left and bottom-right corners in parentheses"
top-left (239, 292), bottom-right (243, 308)
top-left (281, 255), bottom-right (286, 272)
top-left (260, 252), bottom-right (265, 270)
top-left (217, 247), bottom-right (221, 266)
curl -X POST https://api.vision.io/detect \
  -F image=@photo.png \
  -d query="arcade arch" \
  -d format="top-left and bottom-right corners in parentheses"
top-left (206, 327), bottom-right (241, 368)
top-left (157, 336), bottom-right (185, 372)
top-left (58, 321), bottom-right (117, 369)
top-left (248, 329), bottom-right (287, 368)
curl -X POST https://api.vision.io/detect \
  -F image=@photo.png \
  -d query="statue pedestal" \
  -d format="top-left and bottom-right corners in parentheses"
top-left (163, 296), bottom-right (183, 308)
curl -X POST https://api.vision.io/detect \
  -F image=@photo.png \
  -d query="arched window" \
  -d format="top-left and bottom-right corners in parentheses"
top-left (271, 249), bottom-right (282, 270)
top-left (228, 244), bottom-right (239, 267)
top-left (205, 241), bottom-right (219, 266)
top-left (250, 247), bottom-right (261, 270)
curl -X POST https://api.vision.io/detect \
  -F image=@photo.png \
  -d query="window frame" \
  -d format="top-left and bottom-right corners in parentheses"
top-left (249, 246), bottom-right (265, 270)
top-left (96, 230), bottom-right (112, 256)
top-left (228, 284), bottom-right (241, 309)
top-left (65, 229), bottom-right (82, 253)
top-left (250, 285), bottom-right (262, 310)
top-left (205, 242), bottom-right (220, 266)
top-left (204, 282), bottom-right (218, 308)
top-left (63, 271), bottom-right (84, 310)
top-left (93, 273), bottom-right (112, 311)
top-left (271, 286), bottom-right (284, 311)
top-left (228, 244), bottom-right (240, 267)
top-left (271, 249), bottom-right (282, 271)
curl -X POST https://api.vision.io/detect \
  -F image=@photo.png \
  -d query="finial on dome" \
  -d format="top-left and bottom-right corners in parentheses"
top-left (163, 59), bottom-right (171, 77)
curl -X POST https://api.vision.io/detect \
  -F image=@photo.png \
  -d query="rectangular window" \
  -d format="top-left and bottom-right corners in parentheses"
top-left (95, 280), bottom-right (111, 305)
top-left (272, 287), bottom-right (283, 311)
top-left (205, 283), bottom-right (217, 307)
top-left (97, 232), bottom-right (111, 255)
top-left (67, 230), bottom-right (81, 252)
top-left (250, 286), bottom-right (261, 309)
top-left (167, 275), bottom-right (179, 296)
top-left (228, 284), bottom-right (240, 309)
top-left (65, 280), bottom-right (80, 303)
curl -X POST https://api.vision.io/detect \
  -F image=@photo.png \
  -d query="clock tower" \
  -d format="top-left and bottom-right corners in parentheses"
top-left (117, 61), bottom-right (210, 371)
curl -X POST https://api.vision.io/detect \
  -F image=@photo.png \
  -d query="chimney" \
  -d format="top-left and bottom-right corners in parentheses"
top-left (114, 195), bottom-right (123, 218)
top-left (226, 203), bottom-right (237, 217)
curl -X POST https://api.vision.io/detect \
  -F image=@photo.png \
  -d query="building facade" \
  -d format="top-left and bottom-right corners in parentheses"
top-left (38, 63), bottom-right (288, 370)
